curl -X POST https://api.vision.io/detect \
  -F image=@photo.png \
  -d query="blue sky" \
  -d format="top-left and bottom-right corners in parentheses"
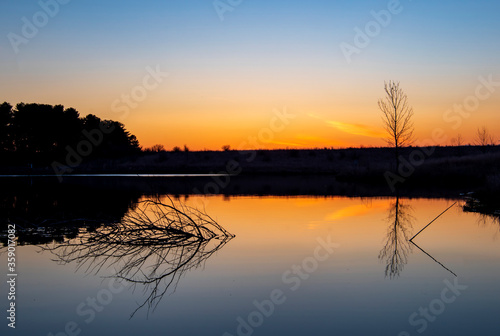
top-left (1, 0), bottom-right (499, 149)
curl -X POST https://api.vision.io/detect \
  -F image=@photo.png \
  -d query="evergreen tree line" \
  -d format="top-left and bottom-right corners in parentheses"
top-left (0, 102), bottom-right (140, 167)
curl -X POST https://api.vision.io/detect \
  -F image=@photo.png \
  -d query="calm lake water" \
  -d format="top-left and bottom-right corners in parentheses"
top-left (1, 179), bottom-right (499, 336)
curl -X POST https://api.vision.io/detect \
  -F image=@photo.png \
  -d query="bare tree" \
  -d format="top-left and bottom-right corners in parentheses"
top-left (475, 126), bottom-right (495, 146)
top-left (147, 144), bottom-right (165, 152)
top-left (378, 81), bottom-right (415, 171)
top-left (451, 133), bottom-right (464, 146)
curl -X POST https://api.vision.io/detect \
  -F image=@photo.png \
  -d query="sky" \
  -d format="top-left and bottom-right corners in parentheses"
top-left (1, 0), bottom-right (499, 150)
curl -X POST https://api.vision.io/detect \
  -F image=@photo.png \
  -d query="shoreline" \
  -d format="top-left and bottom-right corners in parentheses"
top-left (1, 146), bottom-right (498, 196)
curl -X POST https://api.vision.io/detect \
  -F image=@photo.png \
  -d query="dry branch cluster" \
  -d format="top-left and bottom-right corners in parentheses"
top-left (44, 198), bottom-right (234, 317)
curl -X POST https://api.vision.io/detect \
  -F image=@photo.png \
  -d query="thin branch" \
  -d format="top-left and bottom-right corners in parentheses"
top-left (42, 198), bottom-right (234, 318)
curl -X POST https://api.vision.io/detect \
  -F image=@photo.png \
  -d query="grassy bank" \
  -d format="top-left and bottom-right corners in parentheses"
top-left (2, 145), bottom-right (499, 193)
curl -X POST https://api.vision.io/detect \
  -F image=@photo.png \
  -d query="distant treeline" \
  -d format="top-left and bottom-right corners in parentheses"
top-left (0, 102), bottom-right (140, 166)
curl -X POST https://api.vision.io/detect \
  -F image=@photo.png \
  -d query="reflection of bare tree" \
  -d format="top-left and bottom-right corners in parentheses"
top-left (378, 197), bottom-right (414, 279)
top-left (44, 198), bottom-right (234, 317)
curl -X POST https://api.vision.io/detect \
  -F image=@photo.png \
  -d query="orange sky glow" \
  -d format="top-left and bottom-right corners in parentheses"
top-left (2, 1), bottom-right (499, 151)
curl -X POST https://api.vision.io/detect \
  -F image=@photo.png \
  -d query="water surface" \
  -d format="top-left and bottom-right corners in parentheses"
top-left (1, 185), bottom-right (499, 336)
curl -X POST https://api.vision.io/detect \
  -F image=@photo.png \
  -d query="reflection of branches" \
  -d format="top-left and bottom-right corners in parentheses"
top-left (43, 198), bottom-right (234, 317)
top-left (378, 197), bottom-right (414, 279)
top-left (476, 213), bottom-right (500, 229)
top-left (472, 213), bottom-right (500, 243)
top-left (463, 196), bottom-right (500, 232)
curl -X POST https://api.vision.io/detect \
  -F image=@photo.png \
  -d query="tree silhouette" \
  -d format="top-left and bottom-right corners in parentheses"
top-left (81, 114), bottom-right (140, 157)
top-left (146, 144), bottom-right (166, 153)
top-left (12, 103), bottom-right (64, 162)
top-left (0, 102), bottom-right (13, 154)
top-left (451, 133), bottom-right (464, 146)
top-left (378, 81), bottom-right (415, 172)
top-left (475, 126), bottom-right (495, 147)
top-left (106, 121), bottom-right (141, 156)
top-left (0, 101), bottom-right (141, 167)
